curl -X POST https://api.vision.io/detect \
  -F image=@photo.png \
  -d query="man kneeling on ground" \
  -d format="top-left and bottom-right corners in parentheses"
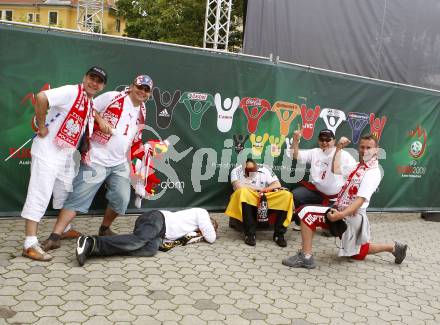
top-left (282, 134), bottom-right (408, 269)
top-left (76, 208), bottom-right (217, 266)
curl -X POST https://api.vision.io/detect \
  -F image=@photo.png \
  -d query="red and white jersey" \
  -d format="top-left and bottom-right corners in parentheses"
top-left (298, 147), bottom-right (356, 196)
top-left (91, 91), bottom-right (141, 167)
top-left (32, 85), bottom-right (89, 164)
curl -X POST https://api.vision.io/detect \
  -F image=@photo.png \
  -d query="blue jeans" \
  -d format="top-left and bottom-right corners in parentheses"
top-left (93, 210), bottom-right (166, 257)
top-left (63, 161), bottom-right (131, 214)
top-left (292, 186), bottom-right (326, 210)
top-left (292, 186), bottom-right (327, 225)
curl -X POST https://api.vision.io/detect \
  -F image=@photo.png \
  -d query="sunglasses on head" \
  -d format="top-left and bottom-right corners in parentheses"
top-left (318, 137), bottom-right (333, 142)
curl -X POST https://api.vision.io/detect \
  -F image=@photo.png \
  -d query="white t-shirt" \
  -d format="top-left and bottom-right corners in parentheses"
top-left (230, 164), bottom-right (278, 191)
top-left (32, 85), bottom-right (89, 164)
top-left (342, 163), bottom-right (383, 209)
top-left (161, 208), bottom-right (216, 243)
top-left (298, 147), bottom-right (356, 195)
top-left (90, 91), bottom-right (141, 167)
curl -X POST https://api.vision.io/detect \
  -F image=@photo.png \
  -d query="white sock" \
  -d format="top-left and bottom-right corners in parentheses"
top-left (24, 236), bottom-right (38, 249)
top-left (304, 253), bottom-right (312, 259)
top-left (63, 223), bottom-right (72, 233)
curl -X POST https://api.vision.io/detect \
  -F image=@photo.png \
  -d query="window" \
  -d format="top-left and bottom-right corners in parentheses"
top-left (115, 18), bottom-right (120, 32)
top-left (1, 10), bottom-right (13, 21)
top-left (27, 13), bottom-right (34, 22)
top-left (35, 13), bottom-right (40, 23)
top-left (48, 11), bottom-right (58, 25)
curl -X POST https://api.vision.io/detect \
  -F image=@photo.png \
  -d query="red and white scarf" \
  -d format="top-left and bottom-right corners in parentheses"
top-left (54, 84), bottom-right (94, 149)
top-left (335, 157), bottom-right (378, 210)
top-left (91, 90), bottom-right (146, 145)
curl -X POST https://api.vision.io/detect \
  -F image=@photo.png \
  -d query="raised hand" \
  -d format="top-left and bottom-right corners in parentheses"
top-left (337, 136), bottom-right (351, 149)
top-left (293, 124), bottom-right (302, 142)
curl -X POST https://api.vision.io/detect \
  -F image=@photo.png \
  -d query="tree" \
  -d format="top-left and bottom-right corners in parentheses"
top-left (116, 0), bottom-right (245, 51)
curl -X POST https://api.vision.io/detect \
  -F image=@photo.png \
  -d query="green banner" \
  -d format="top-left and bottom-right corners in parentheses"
top-left (1, 23), bottom-right (440, 216)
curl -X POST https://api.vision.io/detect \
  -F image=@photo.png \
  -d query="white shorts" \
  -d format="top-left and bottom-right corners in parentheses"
top-left (21, 155), bottom-right (76, 222)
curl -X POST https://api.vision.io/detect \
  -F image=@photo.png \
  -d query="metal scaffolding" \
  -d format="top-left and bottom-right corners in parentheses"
top-left (203, 0), bottom-right (232, 50)
top-left (76, 0), bottom-right (104, 34)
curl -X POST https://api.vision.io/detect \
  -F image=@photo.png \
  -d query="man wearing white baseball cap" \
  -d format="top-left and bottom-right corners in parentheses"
top-left (42, 75), bottom-right (154, 252)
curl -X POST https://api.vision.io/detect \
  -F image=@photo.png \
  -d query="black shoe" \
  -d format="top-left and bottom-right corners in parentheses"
top-left (244, 234), bottom-right (256, 246)
top-left (76, 236), bottom-right (95, 267)
top-left (273, 234), bottom-right (287, 247)
top-left (293, 214), bottom-right (300, 226)
top-left (98, 227), bottom-right (117, 236)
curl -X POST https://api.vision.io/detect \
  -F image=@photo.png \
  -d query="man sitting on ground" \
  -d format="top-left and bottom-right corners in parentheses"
top-left (76, 208), bottom-right (217, 266)
top-left (225, 158), bottom-right (293, 247)
top-left (282, 134), bottom-right (408, 268)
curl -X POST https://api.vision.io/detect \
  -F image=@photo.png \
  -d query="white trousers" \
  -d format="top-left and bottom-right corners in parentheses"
top-left (21, 155), bottom-right (76, 222)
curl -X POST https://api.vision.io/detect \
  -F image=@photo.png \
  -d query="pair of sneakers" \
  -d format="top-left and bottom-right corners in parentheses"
top-left (22, 228), bottom-right (83, 261)
top-left (283, 241), bottom-right (408, 269)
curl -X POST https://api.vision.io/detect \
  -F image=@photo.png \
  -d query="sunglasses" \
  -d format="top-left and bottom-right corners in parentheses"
top-left (318, 137), bottom-right (333, 142)
top-left (135, 84), bottom-right (151, 92)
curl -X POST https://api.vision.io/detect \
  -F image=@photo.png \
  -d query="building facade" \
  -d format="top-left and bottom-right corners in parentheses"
top-left (0, 0), bottom-right (125, 36)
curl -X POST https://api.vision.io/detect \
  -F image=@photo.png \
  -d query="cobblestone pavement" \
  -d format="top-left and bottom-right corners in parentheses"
top-left (0, 212), bottom-right (439, 324)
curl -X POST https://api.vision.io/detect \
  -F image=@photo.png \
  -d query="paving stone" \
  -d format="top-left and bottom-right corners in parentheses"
top-left (241, 309), bottom-right (267, 320)
top-left (265, 313), bottom-right (293, 324)
top-left (58, 310), bottom-right (89, 323)
top-left (193, 299), bottom-right (220, 311)
top-left (129, 304), bottom-right (158, 316)
top-left (24, 266), bottom-right (48, 274)
top-left (35, 306), bottom-right (65, 317)
top-left (60, 291), bottom-right (88, 301)
top-left (151, 300), bottom-right (177, 310)
top-left (83, 316), bottom-right (114, 325)
top-left (83, 305), bottom-right (113, 317)
top-left (11, 300), bottom-right (41, 312)
top-left (132, 315), bottom-right (162, 325)
top-left (199, 310), bottom-right (226, 321)
top-left (154, 310), bottom-right (182, 322)
top-left (107, 300), bottom-right (133, 311)
top-left (107, 281), bottom-right (130, 291)
top-left (174, 305), bottom-right (202, 316)
top-left (291, 320), bottom-right (314, 325)
top-left (0, 286), bottom-right (22, 296)
top-left (6, 311), bottom-right (38, 324)
top-left (217, 304), bottom-right (241, 316)
top-left (59, 301), bottom-right (88, 311)
top-left (149, 290), bottom-right (173, 300)
top-left (33, 316), bottom-right (63, 325)
top-left (0, 296), bottom-right (18, 307)
top-left (0, 306), bottom-right (16, 318)
top-left (179, 315), bottom-right (206, 325)
top-left (64, 274), bottom-right (89, 283)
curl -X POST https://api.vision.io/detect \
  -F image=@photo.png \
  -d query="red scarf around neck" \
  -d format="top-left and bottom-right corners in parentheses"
top-left (54, 84), bottom-right (94, 149)
top-left (91, 90), bottom-right (146, 145)
top-left (336, 156), bottom-right (378, 210)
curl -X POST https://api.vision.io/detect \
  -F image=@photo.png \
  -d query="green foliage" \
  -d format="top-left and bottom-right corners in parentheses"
top-left (117, 0), bottom-right (245, 50)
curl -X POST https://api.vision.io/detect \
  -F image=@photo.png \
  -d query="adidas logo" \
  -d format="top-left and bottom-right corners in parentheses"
top-left (159, 109), bottom-right (170, 117)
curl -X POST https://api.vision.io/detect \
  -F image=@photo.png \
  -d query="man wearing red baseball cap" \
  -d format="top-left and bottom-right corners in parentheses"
top-left (41, 75), bottom-right (155, 252)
